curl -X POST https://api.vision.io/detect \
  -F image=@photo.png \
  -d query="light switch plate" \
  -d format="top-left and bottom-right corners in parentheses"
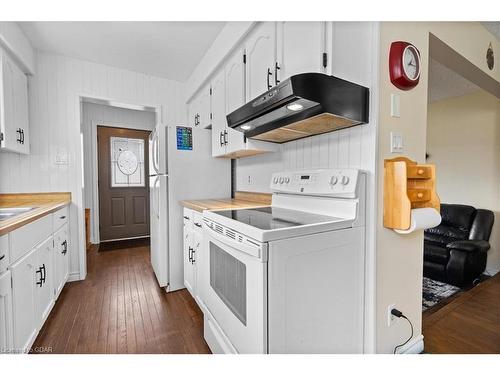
top-left (55, 153), bottom-right (69, 165)
top-left (391, 93), bottom-right (400, 118)
top-left (390, 132), bottom-right (404, 153)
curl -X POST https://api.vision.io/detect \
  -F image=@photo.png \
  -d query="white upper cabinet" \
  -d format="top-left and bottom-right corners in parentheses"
top-left (0, 48), bottom-right (29, 155)
top-left (224, 48), bottom-right (246, 156)
top-left (210, 69), bottom-right (227, 157)
top-left (276, 22), bottom-right (326, 82)
top-left (244, 22), bottom-right (276, 102)
top-left (188, 84), bottom-right (211, 129)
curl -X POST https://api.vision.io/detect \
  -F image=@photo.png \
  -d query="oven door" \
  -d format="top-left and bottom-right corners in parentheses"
top-left (201, 222), bottom-right (267, 354)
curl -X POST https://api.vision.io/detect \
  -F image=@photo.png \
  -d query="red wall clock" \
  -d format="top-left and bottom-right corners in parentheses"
top-left (389, 41), bottom-right (421, 90)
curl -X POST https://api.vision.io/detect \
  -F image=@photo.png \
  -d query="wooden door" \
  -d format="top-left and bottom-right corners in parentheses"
top-left (97, 126), bottom-right (151, 241)
top-left (245, 22), bottom-right (276, 101)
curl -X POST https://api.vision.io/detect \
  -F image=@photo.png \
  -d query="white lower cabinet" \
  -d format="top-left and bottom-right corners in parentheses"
top-left (11, 248), bottom-right (38, 352)
top-left (0, 270), bottom-right (14, 353)
top-left (183, 208), bottom-right (205, 308)
top-left (2, 206), bottom-right (70, 354)
top-left (35, 237), bottom-right (54, 329)
top-left (53, 224), bottom-right (69, 298)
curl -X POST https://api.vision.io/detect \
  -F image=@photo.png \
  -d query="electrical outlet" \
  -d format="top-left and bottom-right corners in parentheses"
top-left (390, 132), bottom-right (404, 153)
top-left (387, 303), bottom-right (397, 327)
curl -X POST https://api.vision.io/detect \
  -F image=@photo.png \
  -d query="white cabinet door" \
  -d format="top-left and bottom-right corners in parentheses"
top-left (11, 248), bottom-right (37, 352)
top-left (188, 99), bottom-right (199, 128)
top-left (276, 22), bottom-right (326, 82)
top-left (35, 237), bottom-right (54, 329)
top-left (245, 22), bottom-right (276, 101)
top-left (54, 224), bottom-right (69, 298)
top-left (211, 69), bottom-right (227, 157)
top-left (183, 226), bottom-right (195, 297)
top-left (0, 49), bottom-right (29, 154)
top-left (192, 229), bottom-right (203, 305)
top-left (0, 270), bottom-right (14, 353)
top-left (197, 84), bottom-right (212, 129)
top-left (224, 48), bottom-right (246, 156)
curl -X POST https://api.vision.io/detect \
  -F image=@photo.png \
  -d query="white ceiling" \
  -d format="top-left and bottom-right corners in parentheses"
top-left (428, 58), bottom-right (481, 102)
top-left (18, 22), bottom-right (226, 82)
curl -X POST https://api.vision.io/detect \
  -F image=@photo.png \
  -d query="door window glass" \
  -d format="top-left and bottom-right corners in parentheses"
top-left (110, 137), bottom-right (145, 187)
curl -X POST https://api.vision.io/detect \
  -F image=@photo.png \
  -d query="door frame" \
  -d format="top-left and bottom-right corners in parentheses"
top-left (91, 121), bottom-right (154, 244)
top-left (75, 94), bottom-right (162, 281)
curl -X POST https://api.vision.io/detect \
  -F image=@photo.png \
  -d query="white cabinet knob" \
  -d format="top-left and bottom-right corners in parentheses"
top-left (279, 177), bottom-right (284, 184)
top-left (285, 177), bottom-right (290, 184)
top-left (330, 176), bottom-right (338, 185)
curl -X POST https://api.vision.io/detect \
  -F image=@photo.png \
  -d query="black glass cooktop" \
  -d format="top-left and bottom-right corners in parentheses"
top-left (214, 206), bottom-right (342, 231)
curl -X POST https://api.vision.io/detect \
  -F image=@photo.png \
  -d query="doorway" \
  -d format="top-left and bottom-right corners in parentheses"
top-left (97, 126), bottom-right (151, 242)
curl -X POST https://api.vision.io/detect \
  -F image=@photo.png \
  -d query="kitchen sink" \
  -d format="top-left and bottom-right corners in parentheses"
top-left (0, 207), bottom-right (37, 221)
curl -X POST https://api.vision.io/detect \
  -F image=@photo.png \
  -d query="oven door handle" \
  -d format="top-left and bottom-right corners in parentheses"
top-left (203, 221), bottom-right (262, 259)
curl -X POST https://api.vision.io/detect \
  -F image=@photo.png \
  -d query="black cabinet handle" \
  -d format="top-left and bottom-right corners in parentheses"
top-left (267, 68), bottom-right (272, 90)
top-left (275, 62), bottom-right (281, 85)
top-left (219, 131), bottom-right (224, 147)
top-left (62, 240), bottom-right (68, 255)
top-left (223, 130), bottom-right (228, 145)
top-left (36, 267), bottom-right (43, 287)
top-left (194, 222), bottom-right (202, 228)
top-left (183, 215), bottom-right (190, 220)
top-left (0, 255), bottom-right (5, 261)
top-left (41, 264), bottom-right (46, 284)
top-left (16, 128), bottom-right (22, 143)
top-left (59, 215), bottom-right (66, 219)
top-left (21, 129), bottom-right (25, 144)
top-left (191, 249), bottom-right (196, 264)
top-left (188, 246), bottom-right (193, 263)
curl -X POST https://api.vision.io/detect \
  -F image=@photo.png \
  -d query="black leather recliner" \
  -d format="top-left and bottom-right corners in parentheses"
top-left (424, 204), bottom-right (494, 287)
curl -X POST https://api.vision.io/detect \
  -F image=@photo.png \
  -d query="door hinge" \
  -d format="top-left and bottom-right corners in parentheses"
top-left (210, 112), bottom-right (213, 120)
top-left (322, 52), bottom-right (328, 68)
top-left (0, 132), bottom-right (4, 143)
top-left (209, 87), bottom-right (212, 95)
top-left (243, 54), bottom-right (246, 64)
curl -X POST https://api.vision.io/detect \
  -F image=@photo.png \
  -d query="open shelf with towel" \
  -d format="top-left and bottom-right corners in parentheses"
top-left (384, 156), bottom-right (440, 231)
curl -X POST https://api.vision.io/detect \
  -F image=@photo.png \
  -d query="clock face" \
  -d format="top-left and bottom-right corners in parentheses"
top-left (402, 45), bottom-right (420, 81)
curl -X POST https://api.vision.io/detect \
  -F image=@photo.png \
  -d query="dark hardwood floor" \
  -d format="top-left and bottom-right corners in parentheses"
top-left (423, 272), bottom-right (500, 353)
top-left (32, 239), bottom-right (210, 354)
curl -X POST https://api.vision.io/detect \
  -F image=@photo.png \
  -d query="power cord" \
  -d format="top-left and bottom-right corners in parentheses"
top-left (392, 308), bottom-right (414, 354)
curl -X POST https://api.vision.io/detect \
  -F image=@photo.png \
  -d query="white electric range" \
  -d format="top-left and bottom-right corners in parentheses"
top-left (200, 168), bottom-right (366, 354)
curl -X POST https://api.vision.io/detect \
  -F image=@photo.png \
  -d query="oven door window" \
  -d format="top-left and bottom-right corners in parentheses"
top-left (210, 242), bottom-right (247, 325)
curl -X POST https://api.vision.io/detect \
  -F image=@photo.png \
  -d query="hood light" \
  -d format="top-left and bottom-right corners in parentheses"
top-left (240, 124), bottom-right (252, 130)
top-left (286, 103), bottom-right (304, 112)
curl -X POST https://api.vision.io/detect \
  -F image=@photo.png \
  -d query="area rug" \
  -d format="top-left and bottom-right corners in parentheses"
top-left (422, 277), bottom-right (461, 311)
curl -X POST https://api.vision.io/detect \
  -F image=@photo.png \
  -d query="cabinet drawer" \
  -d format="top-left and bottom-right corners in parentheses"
top-left (0, 235), bottom-right (9, 274)
top-left (407, 189), bottom-right (431, 203)
top-left (193, 211), bottom-right (203, 231)
top-left (407, 165), bottom-right (432, 179)
top-left (10, 214), bottom-right (52, 264)
top-left (53, 206), bottom-right (69, 231)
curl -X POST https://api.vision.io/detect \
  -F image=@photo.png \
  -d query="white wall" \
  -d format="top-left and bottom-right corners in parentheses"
top-left (427, 90), bottom-right (500, 274)
top-left (0, 51), bottom-right (186, 279)
top-left (81, 102), bottom-right (156, 243)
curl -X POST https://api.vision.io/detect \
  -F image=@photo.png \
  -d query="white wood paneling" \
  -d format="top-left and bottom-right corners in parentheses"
top-left (0, 22), bottom-right (36, 74)
top-left (0, 51), bottom-right (186, 279)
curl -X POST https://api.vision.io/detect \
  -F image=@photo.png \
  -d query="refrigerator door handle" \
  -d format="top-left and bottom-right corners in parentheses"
top-left (152, 176), bottom-right (160, 219)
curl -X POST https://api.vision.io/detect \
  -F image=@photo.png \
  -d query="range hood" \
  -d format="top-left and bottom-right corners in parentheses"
top-left (226, 73), bottom-right (369, 143)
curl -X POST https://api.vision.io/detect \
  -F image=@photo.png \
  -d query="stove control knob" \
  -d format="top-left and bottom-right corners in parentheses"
top-left (279, 177), bottom-right (284, 184)
top-left (330, 176), bottom-right (338, 186)
top-left (285, 177), bottom-right (290, 184)
top-left (273, 177), bottom-right (278, 184)
top-left (341, 175), bottom-right (350, 185)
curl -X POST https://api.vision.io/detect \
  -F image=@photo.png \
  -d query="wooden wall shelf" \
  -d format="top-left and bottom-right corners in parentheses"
top-left (384, 157), bottom-right (440, 230)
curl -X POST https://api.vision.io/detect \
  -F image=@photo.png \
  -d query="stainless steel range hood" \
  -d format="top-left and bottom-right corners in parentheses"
top-left (226, 73), bottom-right (369, 143)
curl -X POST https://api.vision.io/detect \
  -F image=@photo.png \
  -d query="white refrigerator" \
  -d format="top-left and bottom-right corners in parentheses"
top-left (149, 124), bottom-right (230, 291)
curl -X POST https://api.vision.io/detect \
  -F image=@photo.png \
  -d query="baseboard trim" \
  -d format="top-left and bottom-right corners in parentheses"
top-left (67, 272), bottom-right (82, 282)
top-left (395, 334), bottom-right (424, 354)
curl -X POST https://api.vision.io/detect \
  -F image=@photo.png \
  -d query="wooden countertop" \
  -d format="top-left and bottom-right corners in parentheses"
top-left (181, 191), bottom-right (272, 213)
top-left (0, 192), bottom-right (71, 236)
